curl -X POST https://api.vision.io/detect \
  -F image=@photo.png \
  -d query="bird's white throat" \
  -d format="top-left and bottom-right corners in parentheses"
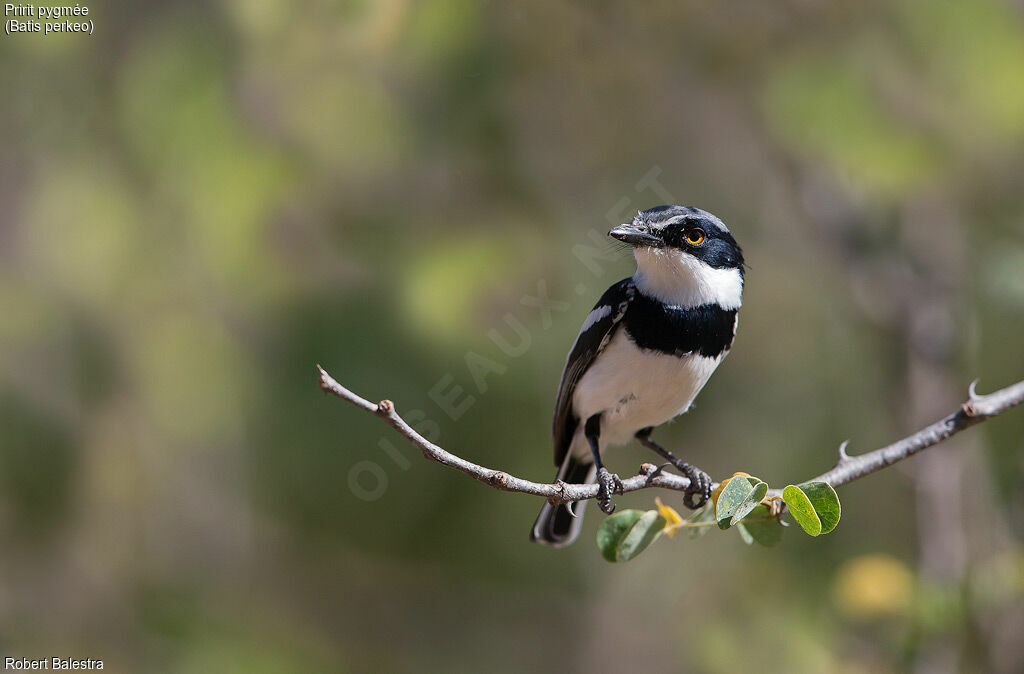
top-left (632, 247), bottom-right (743, 309)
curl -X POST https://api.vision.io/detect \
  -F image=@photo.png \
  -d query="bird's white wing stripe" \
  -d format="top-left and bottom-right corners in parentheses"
top-left (579, 305), bottom-right (612, 333)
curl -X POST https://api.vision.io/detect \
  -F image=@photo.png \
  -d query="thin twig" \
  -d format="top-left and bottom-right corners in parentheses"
top-left (318, 365), bottom-right (1024, 505)
top-left (807, 380), bottom-right (1024, 488)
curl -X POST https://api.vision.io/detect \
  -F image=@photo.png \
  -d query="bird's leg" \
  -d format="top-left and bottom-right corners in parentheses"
top-left (585, 414), bottom-right (622, 514)
top-left (635, 427), bottom-right (712, 509)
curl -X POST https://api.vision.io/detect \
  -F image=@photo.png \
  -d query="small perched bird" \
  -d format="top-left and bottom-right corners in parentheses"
top-left (531, 205), bottom-right (745, 547)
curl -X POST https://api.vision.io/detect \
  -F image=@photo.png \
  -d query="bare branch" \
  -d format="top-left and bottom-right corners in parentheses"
top-left (318, 365), bottom-right (1024, 504)
top-left (807, 378), bottom-right (1024, 488)
top-left (317, 365), bottom-right (691, 504)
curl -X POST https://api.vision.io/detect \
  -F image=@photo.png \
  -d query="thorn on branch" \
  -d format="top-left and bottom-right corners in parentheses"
top-left (961, 379), bottom-right (986, 418)
top-left (837, 440), bottom-right (851, 462)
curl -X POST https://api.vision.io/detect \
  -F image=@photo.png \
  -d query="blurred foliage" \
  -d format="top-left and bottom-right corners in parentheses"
top-left (1, 0), bottom-right (1023, 672)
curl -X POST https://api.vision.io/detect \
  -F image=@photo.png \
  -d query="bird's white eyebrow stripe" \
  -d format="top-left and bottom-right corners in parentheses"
top-left (579, 305), bottom-right (612, 333)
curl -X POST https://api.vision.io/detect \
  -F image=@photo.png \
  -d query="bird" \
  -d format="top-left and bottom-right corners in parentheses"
top-left (531, 204), bottom-right (745, 547)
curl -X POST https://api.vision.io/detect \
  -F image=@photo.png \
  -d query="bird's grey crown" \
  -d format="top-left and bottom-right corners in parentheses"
top-left (635, 204), bottom-right (732, 236)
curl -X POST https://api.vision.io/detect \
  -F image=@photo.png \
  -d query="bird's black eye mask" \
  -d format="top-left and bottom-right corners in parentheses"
top-left (660, 220), bottom-right (745, 273)
top-left (660, 220), bottom-right (706, 249)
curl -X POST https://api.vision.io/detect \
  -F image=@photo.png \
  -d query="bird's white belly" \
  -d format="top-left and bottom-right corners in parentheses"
top-left (572, 330), bottom-right (723, 448)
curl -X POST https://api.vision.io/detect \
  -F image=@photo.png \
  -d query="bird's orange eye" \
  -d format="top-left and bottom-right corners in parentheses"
top-left (685, 229), bottom-right (706, 246)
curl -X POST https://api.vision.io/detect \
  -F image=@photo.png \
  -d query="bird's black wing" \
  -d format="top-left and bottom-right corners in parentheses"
top-left (552, 277), bottom-right (636, 466)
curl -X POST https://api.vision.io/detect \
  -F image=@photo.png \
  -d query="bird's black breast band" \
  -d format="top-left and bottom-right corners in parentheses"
top-left (622, 294), bottom-right (737, 358)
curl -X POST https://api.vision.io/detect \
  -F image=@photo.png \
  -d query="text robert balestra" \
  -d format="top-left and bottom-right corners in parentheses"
top-left (5, 658), bottom-right (103, 670)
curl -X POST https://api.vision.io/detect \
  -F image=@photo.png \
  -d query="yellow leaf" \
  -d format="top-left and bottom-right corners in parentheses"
top-left (655, 497), bottom-right (684, 537)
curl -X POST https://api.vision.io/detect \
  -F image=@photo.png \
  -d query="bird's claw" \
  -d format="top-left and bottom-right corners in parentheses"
top-left (596, 467), bottom-right (624, 514)
top-left (676, 462), bottom-right (712, 510)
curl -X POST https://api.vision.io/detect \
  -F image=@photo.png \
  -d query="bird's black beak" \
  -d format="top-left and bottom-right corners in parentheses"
top-left (608, 224), bottom-right (663, 248)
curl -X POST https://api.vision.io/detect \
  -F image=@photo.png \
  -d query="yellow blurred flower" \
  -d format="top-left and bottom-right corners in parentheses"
top-left (833, 554), bottom-right (914, 619)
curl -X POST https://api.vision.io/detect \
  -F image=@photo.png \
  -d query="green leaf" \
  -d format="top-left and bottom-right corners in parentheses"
top-left (715, 475), bottom-right (762, 529)
top-left (782, 481), bottom-right (841, 536)
top-left (687, 503), bottom-right (715, 539)
top-left (730, 481), bottom-right (768, 526)
top-left (617, 510), bottom-right (667, 562)
top-left (782, 484), bottom-right (821, 535)
top-left (597, 510), bottom-right (644, 562)
top-left (741, 505), bottom-right (784, 547)
top-left (735, 522), bottom-right (755, 545)
top-left (799, 481), bottom-right (841, 534)
top-left (596, 510), bottom-right (666, 562)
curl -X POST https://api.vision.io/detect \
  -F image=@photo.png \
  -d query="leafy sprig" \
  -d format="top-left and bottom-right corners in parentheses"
top-left (596, 473), bottom-right (842, 562)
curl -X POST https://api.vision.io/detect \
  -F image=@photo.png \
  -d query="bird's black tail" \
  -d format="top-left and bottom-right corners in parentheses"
top-left (530, 454), bottom-right (596, 547)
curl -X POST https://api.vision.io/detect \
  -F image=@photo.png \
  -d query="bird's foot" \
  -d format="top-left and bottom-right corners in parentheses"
top-left (596, 467), bottom-right (624, 514)
top-left (674, 462), bottom-right (712, 510)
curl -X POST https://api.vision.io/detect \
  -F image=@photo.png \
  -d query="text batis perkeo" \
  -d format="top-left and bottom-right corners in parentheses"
top-left (5, 4), bottom-right (94, 36)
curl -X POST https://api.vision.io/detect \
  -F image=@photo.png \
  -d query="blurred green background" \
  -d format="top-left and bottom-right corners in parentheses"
top-left (2, 1), bottom-right (1023, 672)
